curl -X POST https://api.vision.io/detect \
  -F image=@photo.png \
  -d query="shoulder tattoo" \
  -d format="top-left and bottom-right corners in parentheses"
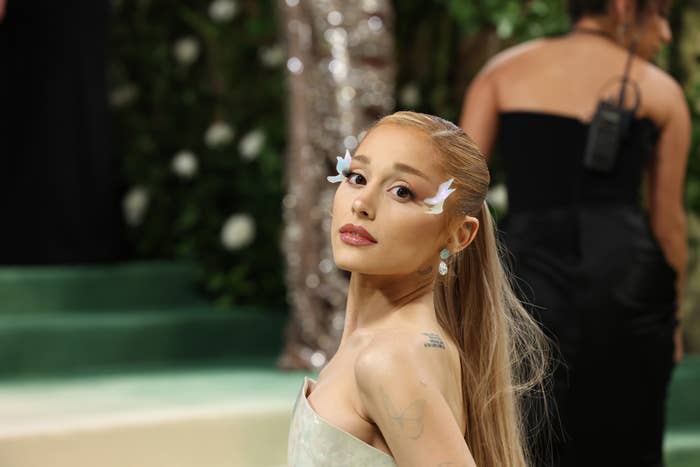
top-left (421, 332), bottom-right (445, 350)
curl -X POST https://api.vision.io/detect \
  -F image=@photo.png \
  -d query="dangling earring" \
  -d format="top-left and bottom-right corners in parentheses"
top-left (439, 248), bottom-right (450, 276)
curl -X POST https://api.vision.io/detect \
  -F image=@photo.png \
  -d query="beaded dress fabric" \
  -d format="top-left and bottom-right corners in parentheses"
top-left (288, 377), bottom-right (397, 466)
top-left (278, 0), bottom-right (395, 371)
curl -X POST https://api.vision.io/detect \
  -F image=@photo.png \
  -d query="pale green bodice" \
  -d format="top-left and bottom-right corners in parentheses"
top-left (287, 377), bottom-right (397, 467)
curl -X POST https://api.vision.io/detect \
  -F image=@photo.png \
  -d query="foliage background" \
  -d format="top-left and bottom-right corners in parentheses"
top-left (108, 0), bottom-right (700, 320)
top-left (109, 0), bottom-right (286, 307)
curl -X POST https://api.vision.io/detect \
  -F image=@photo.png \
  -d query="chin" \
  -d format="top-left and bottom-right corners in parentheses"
top-left (332, 251), bottom-right (372, 274)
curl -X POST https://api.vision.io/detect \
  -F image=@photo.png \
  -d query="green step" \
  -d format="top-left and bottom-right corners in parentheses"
top-left (0, 261), bottom-right (206, 313)
top-left (0, 307), bottom-right (287, 379)
top-left (0, 360), bottom-right (696, 466)
top-left (667, 355), bottom-right (700, 430)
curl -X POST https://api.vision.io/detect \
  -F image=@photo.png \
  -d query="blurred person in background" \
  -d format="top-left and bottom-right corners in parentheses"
top-left (0, 0), bottom-right (122, 264)
top-left (460, 0), bottom-right (689, 466)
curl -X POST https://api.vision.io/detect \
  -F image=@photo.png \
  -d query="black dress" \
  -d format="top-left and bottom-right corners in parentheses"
top-left (498, 112), bottom-right (677, 467)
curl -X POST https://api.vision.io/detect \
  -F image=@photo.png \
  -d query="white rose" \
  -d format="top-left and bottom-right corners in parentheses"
top-left (399, 82), bottom-right (421, 108)
top-left (259, 44), bottom-right (285, 67)
top-left (173, 37), bottom-right (200, 66)
top-left (204, 121), bottom-right (234, 148)
top-left (108, 83), bottom-right (139, 108)
top-left (123, 186), bottom-right (149, 227)
top-left (239, 129), bottom-right (266, 160)
top-left (209, 0), bottom-right (238, 22)
top-left (171, 150), bottom-right (199, 179)
top-left (486, 183), bottom-right (508, 212)
top-left (221, 213), bottom-right (256, 250)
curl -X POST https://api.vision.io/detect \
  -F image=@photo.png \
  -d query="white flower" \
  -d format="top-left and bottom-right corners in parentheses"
top-left (239, 129), bottom-right (266, 160)
top-left (259, 45), bottom-right (285, 67)
top-left (486, 183), bottom-right (508, 211)
top-left (108, 83), bottom-right (139, 108)
top-left (209, 0), bottom-right (238, 22)
top-left (399, 82), bottom-right (421, 108)
top-left (173, 37), bottom-right (200, 66)
top-left (171, 150), bottom-right (199, 179)
top-left (221, 213), bottom-right (256, 250)
top-left (204, 121), bottom-right (234, 148)
top-left (123, 186), bottom-right (149, 227)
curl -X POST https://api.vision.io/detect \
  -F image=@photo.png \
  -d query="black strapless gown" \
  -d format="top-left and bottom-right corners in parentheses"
top-left (498, 112), bottom-right (677, 467)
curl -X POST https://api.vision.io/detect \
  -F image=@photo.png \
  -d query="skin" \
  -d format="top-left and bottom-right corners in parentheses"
top-left (459, 0), bottom-right (689, 363)
top-left (306, 123), bottom-right (479, 466)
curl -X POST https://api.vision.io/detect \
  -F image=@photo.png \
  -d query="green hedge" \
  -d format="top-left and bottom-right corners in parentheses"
top-left (109, 0), bottom-right (699, 307)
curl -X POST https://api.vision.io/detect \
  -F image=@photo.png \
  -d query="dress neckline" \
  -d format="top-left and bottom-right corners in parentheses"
top-left (302, 376), bottom-right (395, 461)
top-left (499, 110), bottom-right (659, 131)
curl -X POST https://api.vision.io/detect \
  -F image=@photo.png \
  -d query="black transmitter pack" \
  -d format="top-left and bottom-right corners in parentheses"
top-left (583, 99), bottom-right (635, 173)
top-left (582, 39), bottom-right (640, 174)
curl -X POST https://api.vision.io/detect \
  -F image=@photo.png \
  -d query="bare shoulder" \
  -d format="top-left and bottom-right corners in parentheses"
top-left (638, 61), bottom-right (687, 124)
top-left (354, 329), bottom-right (451, 393)
top-left (352, 329), bottom-right (474, 465)
top-left (479, 37), bottom-right (549, 78)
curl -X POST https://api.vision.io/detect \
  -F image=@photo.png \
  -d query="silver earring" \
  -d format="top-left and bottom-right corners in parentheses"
top-left (439, 248), bottom-right (450, 276)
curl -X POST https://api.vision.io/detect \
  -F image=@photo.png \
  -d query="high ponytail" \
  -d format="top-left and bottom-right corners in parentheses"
top-left (372, 112), bottom-right (550, 467)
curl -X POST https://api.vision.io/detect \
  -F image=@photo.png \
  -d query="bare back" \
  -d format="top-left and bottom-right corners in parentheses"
top-left (461, 33), bottom-right (682, 157)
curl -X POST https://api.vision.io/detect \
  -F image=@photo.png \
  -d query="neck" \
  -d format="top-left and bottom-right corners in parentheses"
top-left (573, 17), bottom-right (615, 38)
top-left (340, 271), bottom-right (436, 343)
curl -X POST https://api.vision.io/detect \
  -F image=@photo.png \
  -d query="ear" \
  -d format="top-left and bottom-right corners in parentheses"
top-left (449, 215), bottom-right (479, 253)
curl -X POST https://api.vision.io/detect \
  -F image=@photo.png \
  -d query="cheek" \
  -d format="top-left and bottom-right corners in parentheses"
top-left (377, 210), bottom-right (445, 263)
top-left (331, 185), bottom-right (350, 226)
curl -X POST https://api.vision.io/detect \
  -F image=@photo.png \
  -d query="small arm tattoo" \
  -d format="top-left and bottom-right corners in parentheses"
top-left (422, 332), bottom-right (445, 349)
top-left (380, 385), bottom-right (426, 440)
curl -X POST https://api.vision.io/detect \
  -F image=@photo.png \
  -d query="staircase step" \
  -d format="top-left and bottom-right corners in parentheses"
top-left (0, 261), bottom-right (205, 313)
top-left (667, 355), bottom-right (700, 430)
top-left (0, 308), bottom-right (287, 378)
top-left (0, 360), bottom-right (697, 467)
top-left (0, 365), bottom-right (313, 467)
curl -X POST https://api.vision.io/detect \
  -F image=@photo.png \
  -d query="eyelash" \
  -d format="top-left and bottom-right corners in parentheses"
top-left (344, 172), bottom-right (415, 200)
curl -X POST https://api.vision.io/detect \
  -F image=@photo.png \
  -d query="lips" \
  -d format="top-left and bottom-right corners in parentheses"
top-left (339, 223), bottom-right (377, 246)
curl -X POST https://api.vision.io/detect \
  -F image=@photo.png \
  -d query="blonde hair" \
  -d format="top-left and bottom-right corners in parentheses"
top-left (372, 111), bottom-right (551, 467)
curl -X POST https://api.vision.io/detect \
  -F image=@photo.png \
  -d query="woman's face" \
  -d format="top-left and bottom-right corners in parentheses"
top-left (632, 2), bottom-right (672, 60)
top-left (330, 124), bottom-right (451, 276)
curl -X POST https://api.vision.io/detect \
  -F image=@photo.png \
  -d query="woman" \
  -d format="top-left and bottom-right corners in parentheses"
top-left (287, 111), bottom-right (550, 466)
top-left (460, 1), bottom-right (689, 466)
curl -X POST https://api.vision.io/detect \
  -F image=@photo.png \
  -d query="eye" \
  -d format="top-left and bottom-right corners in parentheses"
top-left (389, 185), bottom-right (414, 200)
top-left (346, 172), bottom-right (366, 185)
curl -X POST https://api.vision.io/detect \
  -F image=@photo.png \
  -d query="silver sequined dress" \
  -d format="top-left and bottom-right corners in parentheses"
top-left (288, 377), bottom-right (397, 466)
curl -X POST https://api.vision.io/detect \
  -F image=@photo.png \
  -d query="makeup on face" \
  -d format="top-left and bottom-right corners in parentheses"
top-left (343, 154), bottom-right (433, 203)
top-left (330, 124), bottom-right (452, 276)
top-left (338, 223), bottom-right (378, 246)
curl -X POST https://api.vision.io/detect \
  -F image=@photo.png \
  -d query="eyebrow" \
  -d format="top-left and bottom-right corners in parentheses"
top-left (352, 154), bottom-right (430, 181)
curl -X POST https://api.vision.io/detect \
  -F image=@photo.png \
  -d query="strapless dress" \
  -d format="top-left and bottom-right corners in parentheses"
top-left (287, 376), bottom-right (396, 467)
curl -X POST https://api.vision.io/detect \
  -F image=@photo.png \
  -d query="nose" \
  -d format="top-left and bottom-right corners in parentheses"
top-left (352, 197), bottom-right (375, 220)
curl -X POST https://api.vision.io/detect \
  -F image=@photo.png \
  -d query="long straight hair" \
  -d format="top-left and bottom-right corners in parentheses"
top-left (372, 112), bottom-right (550, 467)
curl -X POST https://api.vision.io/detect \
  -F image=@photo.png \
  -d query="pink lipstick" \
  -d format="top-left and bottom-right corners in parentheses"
top-left (339, 223), bottom-right (377, 246)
